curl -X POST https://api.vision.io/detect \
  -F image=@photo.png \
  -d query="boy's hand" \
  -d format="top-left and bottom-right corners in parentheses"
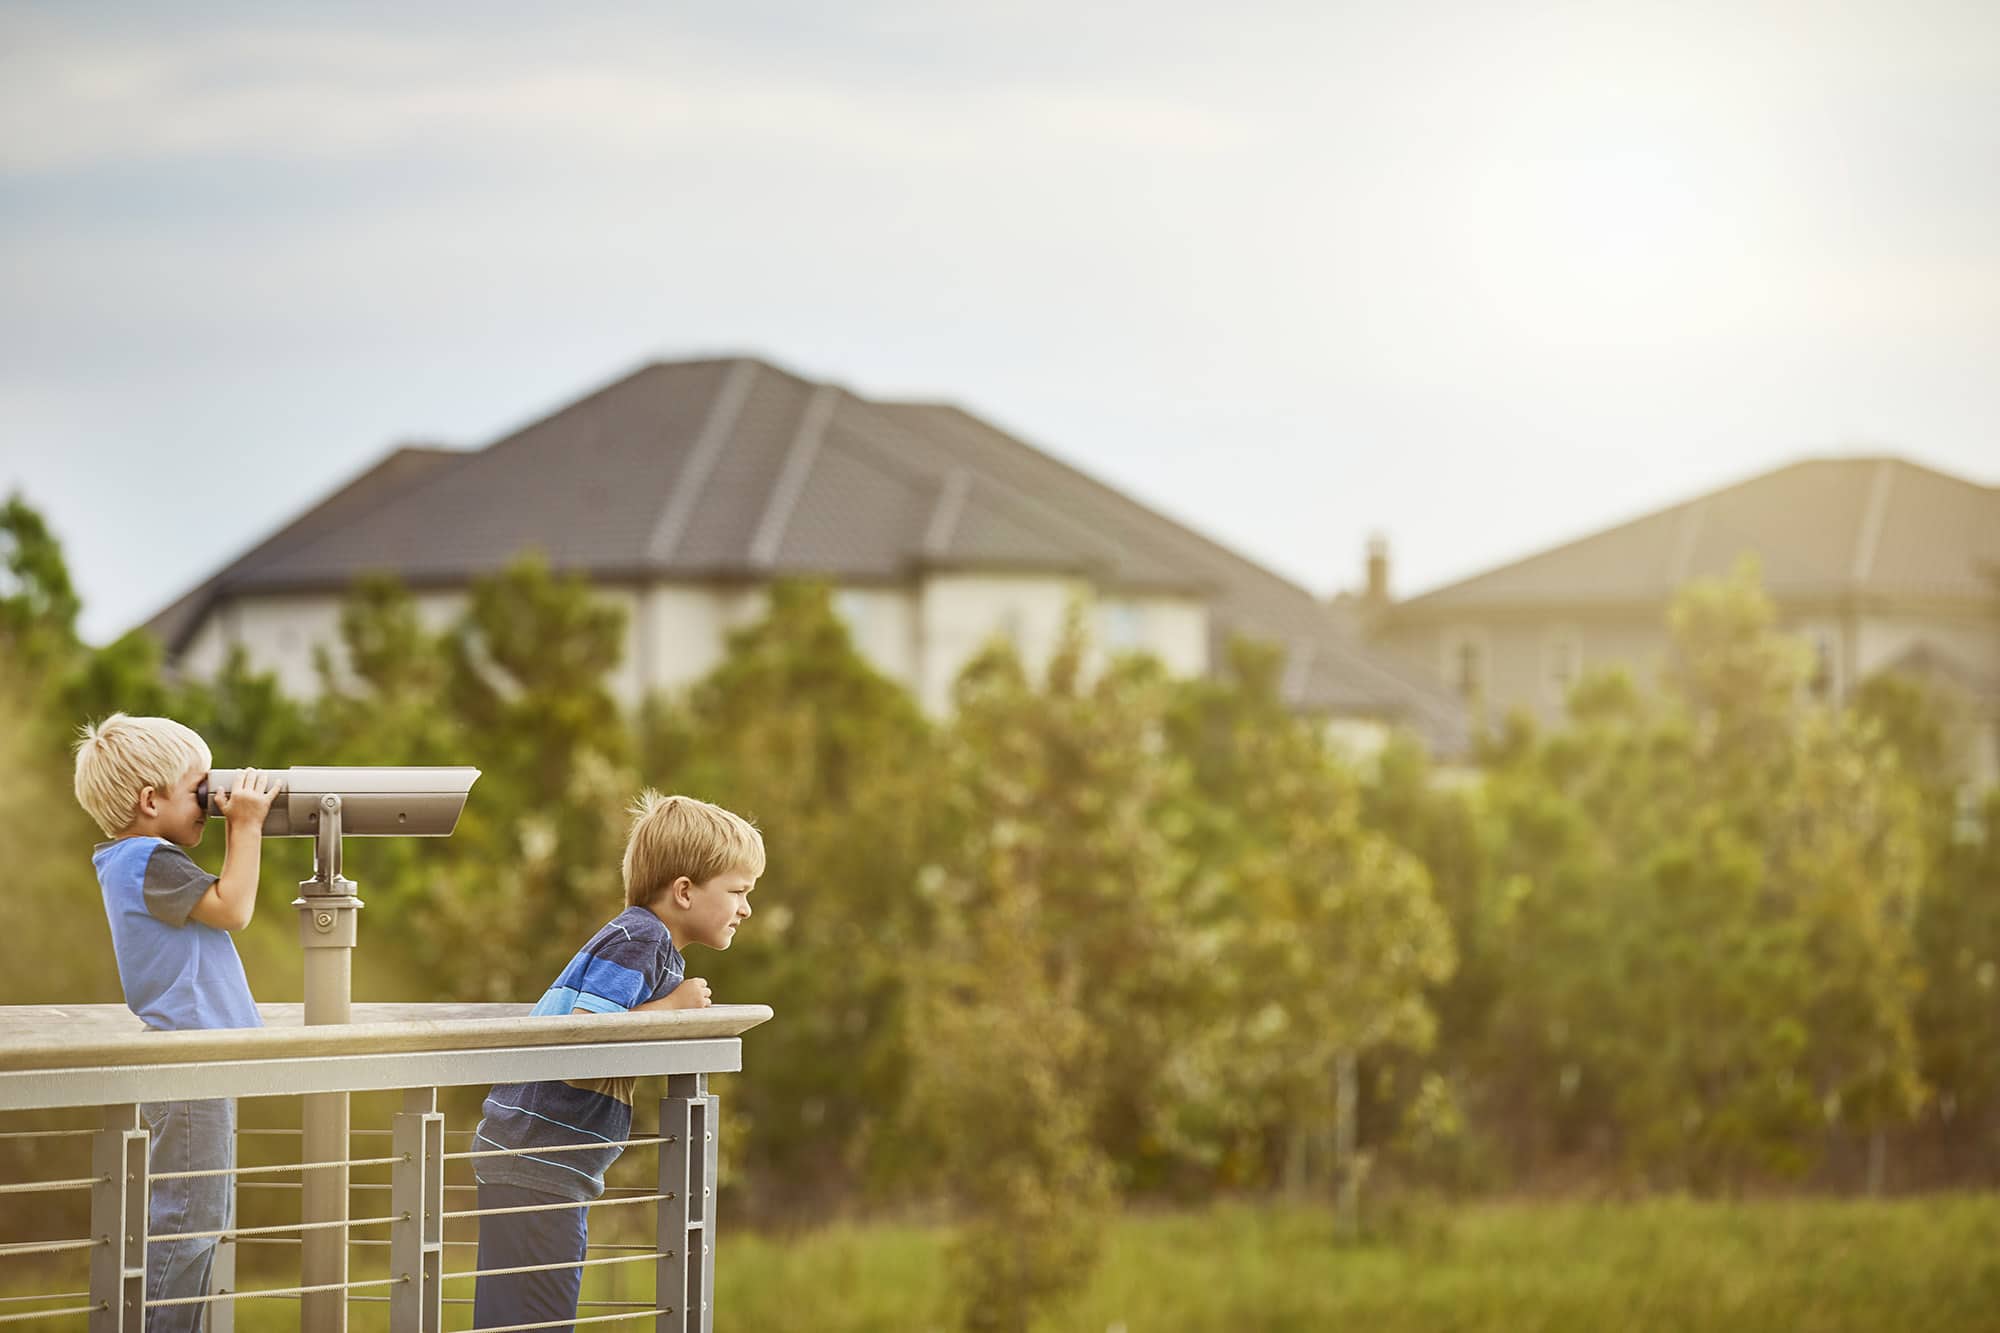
top-left (216, 767), bottom-right (280, 830)
top-left (663, 977), bottom-right (712, 1009)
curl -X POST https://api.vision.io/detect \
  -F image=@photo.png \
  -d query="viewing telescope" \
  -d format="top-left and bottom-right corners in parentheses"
top-left (190, 764), bottom-right (481, 1325)
top-left (197, 766), bottom-right (481, 837)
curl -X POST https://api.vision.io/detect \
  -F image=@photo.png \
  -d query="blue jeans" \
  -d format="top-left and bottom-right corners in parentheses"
top-left (142, 1099), bottom-right (236, 1333)
top-left (472, 1182), bottom-right (588, 1331)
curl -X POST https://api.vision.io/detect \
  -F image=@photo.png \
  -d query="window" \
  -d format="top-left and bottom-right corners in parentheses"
top-left (1443, 630), bottom-right (1487, 703)
top-left (834, 589), bottom-right (871, 644)
top-left (1807, 630), bottom-right (1838, 700)
top-left (1545, 630), bottom-right (1580, 704)
top-left (1100, 600), bottom-right (1145, 653)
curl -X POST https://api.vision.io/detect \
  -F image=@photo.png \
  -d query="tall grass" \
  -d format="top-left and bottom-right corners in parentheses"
top-left (13, 1197), bottom-right (1997, 1331)
top-left (709, 1197), bottom-right (2000, 1333)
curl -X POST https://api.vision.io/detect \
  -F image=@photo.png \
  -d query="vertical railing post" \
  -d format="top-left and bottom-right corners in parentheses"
top-left (391, 1087), bottom-right (444, 1333)
top-left (696, 1086), bottom-right (718, 1333)
top-left (298, 793), bottom-right (359, 1333)
top-left (89, 1104), bottom-right (146, 1333)
top-left (209, 1109), bottom-right (238, 1333)
top-left (657, 1074), bottom-right (712, 1332)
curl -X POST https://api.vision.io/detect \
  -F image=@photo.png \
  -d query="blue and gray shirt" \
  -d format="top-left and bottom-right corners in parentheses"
top-left (93, 836), bottom-right (261, 1032)
top-left (474, 906), bottom-right (686, 1201)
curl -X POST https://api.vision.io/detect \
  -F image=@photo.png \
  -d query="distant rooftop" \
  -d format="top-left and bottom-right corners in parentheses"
top-left (1393, 456), bottom-right (2000, 615)
top-left (147, 356), bottom-right (1466, 749)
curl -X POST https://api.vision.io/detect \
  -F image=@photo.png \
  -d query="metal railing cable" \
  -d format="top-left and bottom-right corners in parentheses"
top-left (443, 1252), bottom-right (659, 1283)
top-left (445, 1192), bottom-right (671, 1222)
top-left (468, 1309), bottom-right (661, 1332)
top-left (152, 1151), bottom-right (409, 1182)
top-left (0, 1301), bottom-right (104, 1325)
top-left (441, 1132), bottom-right (672, 1162)
top-left (0, 1237), bottom-right (99, 1258)
top-left (0, 1174), bottom-right (101, 1195)
top-left (145, 1274), bottom-right (409, 1309)
top-left (152, 1211), bottom-right (405, 1244)
top-left (3, 1036), bottom-right (736, 1333)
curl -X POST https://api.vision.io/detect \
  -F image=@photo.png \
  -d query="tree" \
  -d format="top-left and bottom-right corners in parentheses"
top-left (1854, 672), bottom-right (2000, 1183)
top-left (0, 493), bottom-right (82, 682)
top-left (907, 624), bottom-right (1161, 1331)
top-left (1476, 560), bottom-right (1927, 1188)
top-left (639, 581), bottom-right (943, 1211)
top-left (1168, 639), bottom-right (1455, 1202)
top-left (357, 553), bottom-right (638, 998)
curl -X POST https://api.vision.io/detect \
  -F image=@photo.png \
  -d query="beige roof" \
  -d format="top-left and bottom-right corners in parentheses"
top-left (1394, 457), bottom-right (2000, 616)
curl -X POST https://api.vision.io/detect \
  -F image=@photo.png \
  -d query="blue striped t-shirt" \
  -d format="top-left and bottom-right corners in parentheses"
top-left (473, 906), bottom-right (685, 1200)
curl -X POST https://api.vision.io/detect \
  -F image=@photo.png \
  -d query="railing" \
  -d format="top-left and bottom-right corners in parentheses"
top-left (0, 1002), bottom-right (769, 1332)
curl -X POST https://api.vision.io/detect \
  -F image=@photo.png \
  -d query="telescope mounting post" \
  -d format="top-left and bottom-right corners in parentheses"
top-left (297, 793), bottom-right (359, 1333)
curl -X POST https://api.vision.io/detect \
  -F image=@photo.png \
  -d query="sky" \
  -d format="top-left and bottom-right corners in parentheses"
top-left (3, 0), bottom-right (1996, 643)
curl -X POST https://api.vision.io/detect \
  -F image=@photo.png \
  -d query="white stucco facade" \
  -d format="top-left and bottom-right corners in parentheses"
top-left (179, 590), bottom-right (469, 698)
top-left (1382, 600), bottom-right (1999, 783)
top-left (173, 574), bottom-right (1212, 716)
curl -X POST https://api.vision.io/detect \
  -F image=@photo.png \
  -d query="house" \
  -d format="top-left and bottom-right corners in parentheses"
top-left (145, 356), bottom-right (1466, 752)
top-left (1369, 456), bottom-right (2000, 782)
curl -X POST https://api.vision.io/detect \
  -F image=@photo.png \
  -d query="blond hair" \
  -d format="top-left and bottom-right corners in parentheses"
top-left (622, 792), bottom-right (765, 908)
top-left (73, 713), bottom-right (212, 837)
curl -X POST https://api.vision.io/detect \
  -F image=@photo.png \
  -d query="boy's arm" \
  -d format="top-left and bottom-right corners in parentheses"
top-left (188, 768), bottom-right (280, 932)
top-left (634, 978), bottom-right (712, 1011)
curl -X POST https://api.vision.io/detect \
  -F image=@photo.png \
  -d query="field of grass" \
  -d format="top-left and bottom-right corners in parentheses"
top-left (10, 1196), bottom-right (1999, 1330)
top-left (708, 1197), bottom-right (2000, 1333)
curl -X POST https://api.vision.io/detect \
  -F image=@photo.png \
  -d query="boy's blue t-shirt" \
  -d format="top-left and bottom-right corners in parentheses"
top-left (93, 836), bottom-right (262, 1032)
top-left (474, 906), bottom-right (685, 1201)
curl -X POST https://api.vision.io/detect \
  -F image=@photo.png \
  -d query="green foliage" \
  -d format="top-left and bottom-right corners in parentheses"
top-left (4, 483), bottom-right (1994, 1291)
top-left (1473, 560), bottom-right (1927, 1186)
top-left (0, 653), bottom-right (123, 1005)
top-left (1853, 674), bottom-right (2000, 1160)
top-left (1912, 791), bottom-right (2000, 1132)
top-left (1168, 639), bottom-right (1456, 1188)
top-left (0, 492), bottom-right (82, 679)
top-left (909, 616), bottom-right (1174, 1330)
top-left (349, 554), bottom-right (637, 998)
top-left (640, 580), bottom-right (943, 1209)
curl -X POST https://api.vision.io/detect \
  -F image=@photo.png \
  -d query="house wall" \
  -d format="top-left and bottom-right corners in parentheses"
top-left (172, 575), bottom-right (1213, 719)
top-left (627, 585), bottom-right (770, 705)
top-left (1381, 613), bottom-right (1672, 725)
top-left (913, 572), bottom-right (1089, 715)
top-left (179, 590), bottom-right (467, 697)
top-left (833, 586), bottom-right (920, 686)
top-left (1854, 609), bottom-right (2000, 786)
top-left (1854, 610), bottom-right (2000, 682)
top-left (1385, 602), bottom-right (1998, 756)
top-left (1124, 595), bottom-right (1209, 678)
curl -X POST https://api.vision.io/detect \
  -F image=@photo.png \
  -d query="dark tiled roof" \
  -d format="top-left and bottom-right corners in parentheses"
top-left (873, 403), bottom-right (1466, 736)
top-left (144, 445), bottom-right (468, 655)
top-left (143, 357), bottom-right (1465, 747)
top-left (1394, 457), bottom-right (2000, 616)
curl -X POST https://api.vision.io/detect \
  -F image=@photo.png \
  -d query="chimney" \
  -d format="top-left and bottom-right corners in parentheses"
top-left (1365, 534), bottom-right (1391, 609)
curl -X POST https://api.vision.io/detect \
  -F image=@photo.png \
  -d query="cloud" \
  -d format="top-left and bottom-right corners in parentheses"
top-left (0, 15), bottom-right (1245, 173)
top-left (2, 0), bottom-right (1996, 639)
